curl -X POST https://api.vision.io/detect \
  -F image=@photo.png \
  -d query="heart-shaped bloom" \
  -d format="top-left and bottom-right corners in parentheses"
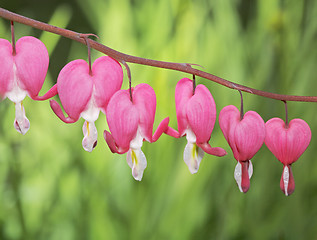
top-left (165, 78), bottom-right (226, 174)
top-left (50, 56), bottom-right (123, 152)
top-left (265, 118), bottom-right (311, 196)
top-left (0, 36), bottom-right (49, 134)
top-left (219, 105), bottom-right (265, 193)
top-left (104, 83), bottom-right (169, 181)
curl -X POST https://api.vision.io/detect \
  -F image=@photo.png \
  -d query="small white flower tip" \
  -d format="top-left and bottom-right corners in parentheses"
top-left (127, 148), bottom-right (147, 181)
top-left (82, 121), bottom-right (98, 152)
top-left (183, 142), bottom-right (204, 174)
top-left (14, 101), bottom-right (30, 135)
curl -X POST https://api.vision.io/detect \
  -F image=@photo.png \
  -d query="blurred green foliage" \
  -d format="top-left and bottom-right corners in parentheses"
top-left (0, 0), bottom-right (317, 239)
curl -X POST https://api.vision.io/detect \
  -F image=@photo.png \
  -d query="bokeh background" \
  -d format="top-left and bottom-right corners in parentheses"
top-left (1, 0), bottom-right (317, 239)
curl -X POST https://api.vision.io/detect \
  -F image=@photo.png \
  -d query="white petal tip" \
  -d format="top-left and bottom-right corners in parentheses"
top-left (14, 101), bottom-right (30, 135)
top-left (127, 149), bottom-right (147, 181)
top-left (14, 118), bottom-right (30, 135)
top-left (82, 121), bottom-right (98, 152)
top-left (184, 142), bottom-right (204, 174)
top-left (132, 171), bottom-right (143, 181)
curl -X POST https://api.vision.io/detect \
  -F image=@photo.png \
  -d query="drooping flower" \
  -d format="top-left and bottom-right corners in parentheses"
top-left (104, 83), bottom-right (169, 181)
top-left (49, 56), bottom-right (123, 152)
top-left (265, 118), bottom-right (311, 196)
top-left (0, 36), bottom-right (50, 134)
top-left (219, 105), bottom-right (265, 193)
top-left (165, 78), bottom-right (227, 174)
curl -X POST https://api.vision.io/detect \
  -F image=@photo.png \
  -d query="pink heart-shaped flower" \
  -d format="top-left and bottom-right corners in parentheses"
top-left (0, 36), bottom-right (49, 134)
top-left (265, 118), bottom-right (311, 165)
top-left (265, 117), bottom-right (311, 196)
top-left (50, 56), bottom-right (123, 152)
top-left (219, 105), bottom-right (265, 193)
top-left (57, 56), bottom-right (123, 122)
top-left (104, 83), bottom-right (169, 181)
top-left (165, 78), bottom-right (226, 174)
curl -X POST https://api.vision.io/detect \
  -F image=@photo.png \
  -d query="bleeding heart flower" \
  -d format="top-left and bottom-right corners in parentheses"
top-left (104, 83), bottom-right (169, 181)
top-left (265, 118), bottom-right (311, 196)
top-left (49, 56), bottom-right (123, 152)
top-left (165, 78), bottom-right (226, 174)
top-left (219, 105), bottom-right (265, 193)
top-left (0, 36), bottom-right (49, 134)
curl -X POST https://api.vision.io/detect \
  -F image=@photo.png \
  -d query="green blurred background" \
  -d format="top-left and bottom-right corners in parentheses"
top-left (1, 0), bottom-right (317, 239)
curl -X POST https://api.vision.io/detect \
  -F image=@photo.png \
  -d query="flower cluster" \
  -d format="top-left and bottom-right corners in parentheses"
top-left (218, 100), bottom-right (311, 195)
top-left (0, 33), bottom-right (312, 195)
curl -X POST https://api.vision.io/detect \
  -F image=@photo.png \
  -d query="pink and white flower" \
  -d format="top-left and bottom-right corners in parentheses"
top-left (265, 118), bottom-right (311, 196)
top-left (104, 83), bottom-right (169, 181)
top-left (50, 56), bottom-right (123, 152)
top-left (0, 36), bottom-right (49, 134)
top-left (165, 78), bottom-right (227, 174)
top-left (219, 105), bottom-right (265, 193)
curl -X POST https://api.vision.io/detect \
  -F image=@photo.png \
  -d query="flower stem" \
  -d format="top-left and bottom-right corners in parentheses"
top-left (121, 61), bottom-right (133, 102)
top-left (239, 90), bottom-right (244, 120)
top-left (192, 74), bottom-right (196, 95)
top-left (11, 20), bottom-right (16, 55)
top-left (283, 100), bottom-right (289, 128)
top-left (79, 34), bottom-right (93, 76)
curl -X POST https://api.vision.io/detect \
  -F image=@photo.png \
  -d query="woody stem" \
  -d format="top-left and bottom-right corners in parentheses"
top-left (1, 8), bottom-right (317, 102)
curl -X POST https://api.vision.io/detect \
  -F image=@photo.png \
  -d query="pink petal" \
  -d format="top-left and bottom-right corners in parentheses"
top-left (15, 36), bottom-right (49, 98)
top-left (57, 59), bottom-right (93, 121)
top-left (197, 142), bottom-right (227, 157)
top-left (32, 84), bottom-right (57, 101)
top-left (0, 39), bottom-right (14, 97)
top-left (219, 105), bottom-right (265, 161)
top-left (164, 126), bottom-right (181, 138)
top-left (186, 83), bottom-right (216, 144)
top-left (175, 78), bottom-right (193, 136)
top-left (106, 89), bottom-right (139, 152)
top-left (103, 130), bottom-right (120, 154)
top-left (219, 105), bottom-right (240, 157)
top-left (92, 56), bottom-right (123, 113)
top-left (240, 161), bottom-right (251, 193)
top-left (133, 83), bottom-right (156, 142)
top-left (49, 100), bottom-right (76, 123)
top-left (265, 118), bottom-right (311, 165)
top-left (152, 117), bottom-right (169, 142)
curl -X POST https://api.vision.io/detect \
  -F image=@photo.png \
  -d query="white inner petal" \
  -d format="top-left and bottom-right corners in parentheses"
top-left (129, 127), bottom-right (144, 149)
top-left (248, 160), bottom-right (253, 179)
top-left (80, 96), bottom-right (100, 123)
top-left (234, 162), bottom-right (243, 192)
top-left (283, 166), bottom-right (290, 196)
top-left (82, 121), bottom-right (98, 152)
top-left (127, 148), bottom-right (147, 181)
top-left (183, 141), bottom-right (204, 174)
top-left (14, 101), bottom-right (30, 135)
top-left (6, 63), bottom-right (28, 103)
top-left (185, 128), bottom-right (196, 143)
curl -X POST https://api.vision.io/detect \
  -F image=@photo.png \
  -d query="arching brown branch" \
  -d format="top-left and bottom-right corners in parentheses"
top-left (0, 7), bottom-right (317, 102)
